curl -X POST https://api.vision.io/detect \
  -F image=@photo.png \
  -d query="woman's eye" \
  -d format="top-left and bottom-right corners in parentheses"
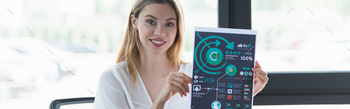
top-left (166, 23), bottom-right (174, 27)
top-left (147, 20), bottom-right (155, 25)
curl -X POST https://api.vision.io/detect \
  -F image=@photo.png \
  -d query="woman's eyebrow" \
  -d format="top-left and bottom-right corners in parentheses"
top-left (145, 15), bottom-right (176, 21)
top-left (145, 15), bottom-right (157, 20)
top-left (166, 18), bottom-right (176, 21)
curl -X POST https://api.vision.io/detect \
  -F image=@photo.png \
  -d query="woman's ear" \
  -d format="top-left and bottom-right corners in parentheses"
top-left (130, 14), bottom-right (138, 30)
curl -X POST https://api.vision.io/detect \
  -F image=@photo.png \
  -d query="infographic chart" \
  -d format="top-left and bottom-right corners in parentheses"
top-left (191, 27), bottom-right (257, 109)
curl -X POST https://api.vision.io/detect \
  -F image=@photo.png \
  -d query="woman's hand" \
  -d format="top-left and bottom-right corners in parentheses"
top-left (152, 72), bottom-right (193, 109)
top-left (252, 61), bottom-right (268, 96)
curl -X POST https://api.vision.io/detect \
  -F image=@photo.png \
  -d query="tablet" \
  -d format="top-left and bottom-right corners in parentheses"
top-left (191, 27), bottom-right (257, 109)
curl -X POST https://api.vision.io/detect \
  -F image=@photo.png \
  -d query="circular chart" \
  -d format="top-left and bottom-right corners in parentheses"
top-left (194, 33), bottom-right (234, 75)
top-left (225, 64), bottom-right (237, 76)
top-left (206, 48), bottom-right (223, 65)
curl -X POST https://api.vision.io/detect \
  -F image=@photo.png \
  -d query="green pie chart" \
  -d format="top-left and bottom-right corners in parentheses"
top-left (205, 48), bottom-right (223, 65)
top-left (225, 64), bottom-right (237, 76)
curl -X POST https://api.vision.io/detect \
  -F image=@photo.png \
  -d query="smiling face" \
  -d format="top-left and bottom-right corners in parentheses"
top-left (131, 3), bottom-right (178, 55)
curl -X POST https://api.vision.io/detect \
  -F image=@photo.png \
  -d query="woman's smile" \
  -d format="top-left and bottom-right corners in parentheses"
top-left (149, 39), bottom-right (167, 47)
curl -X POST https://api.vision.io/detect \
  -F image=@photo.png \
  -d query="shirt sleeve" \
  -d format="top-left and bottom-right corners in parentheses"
top-left (93, 68), bottom-right (131, 109)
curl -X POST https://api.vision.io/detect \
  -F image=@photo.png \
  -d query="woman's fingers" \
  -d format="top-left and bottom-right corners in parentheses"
top-left (251, 61), bottom-right (268, 96)
top-left (255, 74), bottom-right (268, 83)
top-left (254, 73), bottom-right (269, 86)
top-left (253, 69), bottom-right (268, 82)
top-left (252, 68), bottom-right (267, 77)
top-left (172, 75), bottom-right (189, 93)
top-left (169, 82), bottom-right (185, 97)
top-left (168, 72), bottom-right (193, 97)
top-left (174, 73), bottom-right (193, 84)
top-left (169, 77), bottom-right (187, 96)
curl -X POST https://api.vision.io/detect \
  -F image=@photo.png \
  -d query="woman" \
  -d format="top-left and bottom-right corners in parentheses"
top-left (93, 0), bottom-right (268, 109)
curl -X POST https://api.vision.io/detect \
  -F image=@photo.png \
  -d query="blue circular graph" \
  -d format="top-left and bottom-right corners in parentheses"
top-left (206, 48), bottom-right (223, 65)
top-left (225, 64), bottom-right (237, 76)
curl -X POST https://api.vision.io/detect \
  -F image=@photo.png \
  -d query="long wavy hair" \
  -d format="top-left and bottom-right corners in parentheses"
top-left (116, 0), bottom-right (186, 88)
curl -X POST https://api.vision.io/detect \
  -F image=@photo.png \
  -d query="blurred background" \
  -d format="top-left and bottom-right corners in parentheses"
top-left (0, 0), bottom-right (349, 108)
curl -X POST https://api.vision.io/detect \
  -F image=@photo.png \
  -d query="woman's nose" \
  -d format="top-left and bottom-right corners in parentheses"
top-left (154, 25), bottom-right (166, 37)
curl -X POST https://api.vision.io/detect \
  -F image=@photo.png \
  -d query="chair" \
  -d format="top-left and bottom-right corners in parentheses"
top-left (50, 97), bottom-right (95, 109)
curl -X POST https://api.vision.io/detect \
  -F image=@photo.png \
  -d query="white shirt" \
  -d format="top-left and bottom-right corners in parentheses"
top-left (93, 61), bottom-right (193, 109)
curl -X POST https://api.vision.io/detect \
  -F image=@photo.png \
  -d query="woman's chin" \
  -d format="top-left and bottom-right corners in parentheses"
top-left (149, 50), bottom-right (167, 55)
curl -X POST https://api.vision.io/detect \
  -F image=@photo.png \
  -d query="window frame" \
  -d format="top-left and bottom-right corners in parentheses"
top-left (218, 0), bottom-right (350, 105)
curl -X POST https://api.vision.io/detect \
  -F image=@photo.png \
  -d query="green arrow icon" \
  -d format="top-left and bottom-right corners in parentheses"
top-left (215, 40), bottom-right (221, 46)
top-left (226, 42), bottom-right (234, 50)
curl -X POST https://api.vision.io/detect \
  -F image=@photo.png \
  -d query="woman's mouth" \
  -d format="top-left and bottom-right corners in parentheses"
top-left (149, 39), bottom-right (166, 47)
top-left (151, 40), bottom-right (165, 44)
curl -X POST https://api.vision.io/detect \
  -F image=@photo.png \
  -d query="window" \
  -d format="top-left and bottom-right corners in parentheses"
top-left (251, 0), bottom-right (350, 72)
top-left (236, 0), bottom-right (350, 108)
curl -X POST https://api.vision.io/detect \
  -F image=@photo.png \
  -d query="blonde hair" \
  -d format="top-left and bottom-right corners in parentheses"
top-left (116, 0), bottom-right (186, 88)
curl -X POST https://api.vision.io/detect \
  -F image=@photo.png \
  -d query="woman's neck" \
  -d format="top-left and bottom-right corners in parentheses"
top-left (138, 51), bottom-right (177, 76)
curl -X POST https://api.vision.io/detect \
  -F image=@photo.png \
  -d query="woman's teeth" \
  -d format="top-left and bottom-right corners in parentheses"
top-left (151, 40), bottom-right (164, 44)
